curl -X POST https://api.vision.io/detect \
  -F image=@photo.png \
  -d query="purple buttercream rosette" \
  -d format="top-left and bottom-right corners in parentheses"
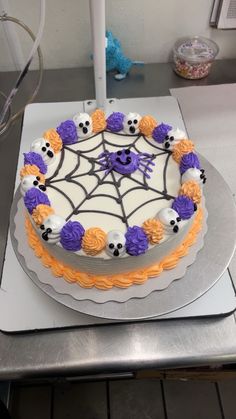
top-left (57, 120), bottom-right (77, 145)
top-left (180, 152), bottom-right (200, 175)
top-left (24, 188), bottom-right (51, 214)
top-left (106, 112), bottom-right (125, 132)
top-left (24, 152), bottom-right (47, 174)
top-left (172, 195), bottom-right (194, 220)
top-left (125, 226), bottom-right (148, 256)
top-left (152, 123), bottom-right (172, 143)
top-left (60, 221), bottom-right (85, 251)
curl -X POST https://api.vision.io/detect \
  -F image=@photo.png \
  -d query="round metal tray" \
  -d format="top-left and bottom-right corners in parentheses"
top-left (10, 156), bottom-right (236, 320)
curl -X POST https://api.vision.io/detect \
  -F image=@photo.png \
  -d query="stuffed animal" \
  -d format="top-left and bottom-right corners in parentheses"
top-left (104, 31), bottom-right (144, 80)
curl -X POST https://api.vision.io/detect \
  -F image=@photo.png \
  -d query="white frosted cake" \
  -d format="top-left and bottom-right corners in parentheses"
top-left (19, 110), bottom-right (206, 289)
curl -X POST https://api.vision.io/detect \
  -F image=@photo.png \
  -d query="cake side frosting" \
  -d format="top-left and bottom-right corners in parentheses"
top-left (25, 207), bottom-right (203, 289)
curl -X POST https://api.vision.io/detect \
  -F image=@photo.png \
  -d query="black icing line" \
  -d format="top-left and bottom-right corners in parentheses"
top-left (126, 197), bottom-right (167, 220)
top-left (71, 209), bottom-right (126, 223)
top-left (101, 131), bottom-right (129, 228)
top-left (65, 141), bottom-right (103, 155)
top-left (65, 171), bottom-right (111, 221)
top-left (83, 193), bottom-right (121, 203)
top-left (46, 148), bottom-right (65, 183)
top-left (64, 154), bottom-right (81, 178)
top-left (65, 131), bottom-right (103, 146)
top-left (117, 175), bottom-right (175, 200)
top-left (120, 185), bottom-right (152, 199)
top-left (104, 131), bottom-right (141, 138)
top-left (64, 178), bottom-right (88, 197)
top-left (46, 184), bottom-right (75, 211)
top-left (163, 153), bottom-right (172, 193)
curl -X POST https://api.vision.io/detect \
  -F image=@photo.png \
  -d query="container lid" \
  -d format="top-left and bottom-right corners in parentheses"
top-left (174, 36), bottom-right (219, 63)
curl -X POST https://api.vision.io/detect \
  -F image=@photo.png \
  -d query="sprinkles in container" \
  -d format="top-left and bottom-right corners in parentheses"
top-left (173, 36), bottom-right (219, 80)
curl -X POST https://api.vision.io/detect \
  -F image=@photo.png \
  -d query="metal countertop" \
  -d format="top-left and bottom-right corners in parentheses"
top-left (0, 60), bottom-right (236, 380)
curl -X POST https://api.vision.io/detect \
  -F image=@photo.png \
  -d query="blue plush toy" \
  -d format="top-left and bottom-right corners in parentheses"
top-left (105, 31), bottom-right (144, 80)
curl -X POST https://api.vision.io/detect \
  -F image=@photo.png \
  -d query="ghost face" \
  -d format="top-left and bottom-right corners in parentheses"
top-left (163, 128), bottom-right (186, 150)
top-left (106, 230), bottom-right (126, 257)
top-left (182, 168), bottom-right (206, 186)
top-left (123, 113), bottom-right (141, 135)
top-left (20, 175), bottom-right (46, 197)
top-left (40, 215), bottom-right (66, 244)
top-left (158, 208), bottom-right (182, 234)
top-left (73, 113), bottom-right (92, 139)
top-left (31, 138), bottom-right (55, 165)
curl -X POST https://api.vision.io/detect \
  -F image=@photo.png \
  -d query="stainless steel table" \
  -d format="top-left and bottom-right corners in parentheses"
top-left (0, 60), bottom-right (236, 380)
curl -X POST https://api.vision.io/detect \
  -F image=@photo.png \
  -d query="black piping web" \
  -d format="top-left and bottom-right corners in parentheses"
top-left (45, 131), bottom-right (175, 227)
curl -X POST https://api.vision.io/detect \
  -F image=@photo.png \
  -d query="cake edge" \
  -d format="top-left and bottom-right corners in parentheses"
top-left (24, 207), bottom-right (203, 290)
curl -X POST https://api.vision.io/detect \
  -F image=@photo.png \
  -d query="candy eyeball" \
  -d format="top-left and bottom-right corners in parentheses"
top-left (31, 138), bottom-right (55, 165)
top-left (182, 168), bottom-right (206, 186)
top-left (106, 230), bottom-right (126, 257)
top-left (73, 113), bottom-right (92, 139)
top-left (20, 175), bottom-right (46, 197)
top-left (163, 128), bottom-right (187, 150)
top-left (123, 112), bottom-right (141, 135)
top-left (40, 214), bottom-right (66, 244)
top-left (158, 208), bottom-right (182, 234)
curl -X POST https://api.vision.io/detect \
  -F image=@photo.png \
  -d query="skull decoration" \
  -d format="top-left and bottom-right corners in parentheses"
top-left (98, 148), bottom-right (155, 178)
top-left (163, 128), bottom-right (187, 150)
top-left (40, 214), bottom-right (66, 244)
top-left (123, 112), bottom-right (141, 135)
top-left (20, 175), bottom-right (46, 197)
top-left (182, 168), bottom-right (206, 186)
top-left (106, 230), bottom-right (126, 257)
top-left (31, 138), bottom-right (55, 165)
top-left (73, 113), bottom-right (93, 139)
top-left (158, 208), bottom-right (182, 234)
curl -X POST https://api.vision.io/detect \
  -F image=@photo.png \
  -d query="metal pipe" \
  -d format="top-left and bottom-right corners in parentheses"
top-left (89, 0), bottom-right (107, 110)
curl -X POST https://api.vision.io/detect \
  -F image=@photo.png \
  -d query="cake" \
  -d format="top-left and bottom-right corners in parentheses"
top-left (19, 109), bottom-right (206, 289)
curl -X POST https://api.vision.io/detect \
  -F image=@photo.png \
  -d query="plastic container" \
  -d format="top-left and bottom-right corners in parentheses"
top-left (173, 36), bottom-right (219, 80)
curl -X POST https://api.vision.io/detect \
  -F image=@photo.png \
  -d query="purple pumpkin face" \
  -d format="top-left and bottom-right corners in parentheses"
top-left (110, 149), bottom-right (138, 175)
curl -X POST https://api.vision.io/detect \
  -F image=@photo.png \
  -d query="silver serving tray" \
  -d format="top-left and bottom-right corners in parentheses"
top-left (10, 155), bottom-right (236, 320)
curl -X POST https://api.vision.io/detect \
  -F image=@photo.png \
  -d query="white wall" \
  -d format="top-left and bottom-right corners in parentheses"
top-left (0, 0), bottom-right (236, 71)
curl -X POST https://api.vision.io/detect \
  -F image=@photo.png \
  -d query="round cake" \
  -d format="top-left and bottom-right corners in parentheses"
top-left (19, 109), bottom-right (206, 289)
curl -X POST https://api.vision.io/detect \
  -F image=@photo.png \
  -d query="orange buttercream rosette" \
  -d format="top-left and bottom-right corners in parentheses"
top-left (139, 116), bottom-right (157, 137)
top-left (179, 181), bottom-right (202, 204)
top-left (20, 165), bottom-right (45, 183)
top-left (43, 129), bottom-right (62, 153)
top-left (32, 204), bottom-right (54, 226)
top-left (91, 109), bottom-right (107, 133)
top-left (172, 139), bottom-right (195, 163)
top-left (82, 227), bottom-right (106, 256)
top-left (142, 218), bottom-right (164, 244)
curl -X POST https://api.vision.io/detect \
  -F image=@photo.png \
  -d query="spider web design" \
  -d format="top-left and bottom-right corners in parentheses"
top-left (45, 131), bottom-right (177, 229)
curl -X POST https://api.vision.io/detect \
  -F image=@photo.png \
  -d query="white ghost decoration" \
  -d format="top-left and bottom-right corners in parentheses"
top-left (73, 113), bottom-right (93, 139)
top-left (182, 168), bottom-right (206, 187)
top-left (106, 230), bottom-right (126, 257)
top-left (40, 214), bottom-right (66, 244)
top-left (31, 138), bottom-right (55, 165)
top-left (123, 112), bottom-right (141, 135)
top-left (163, 127), bottom-right (187, 150)
top-left (158, 207), bottom-right (182, 234)
top-left (20, 175), bottom-right (46, 197)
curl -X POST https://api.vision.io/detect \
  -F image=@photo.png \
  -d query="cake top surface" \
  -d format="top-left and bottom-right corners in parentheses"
top-left (20, 110), bottom-right (206, 258)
